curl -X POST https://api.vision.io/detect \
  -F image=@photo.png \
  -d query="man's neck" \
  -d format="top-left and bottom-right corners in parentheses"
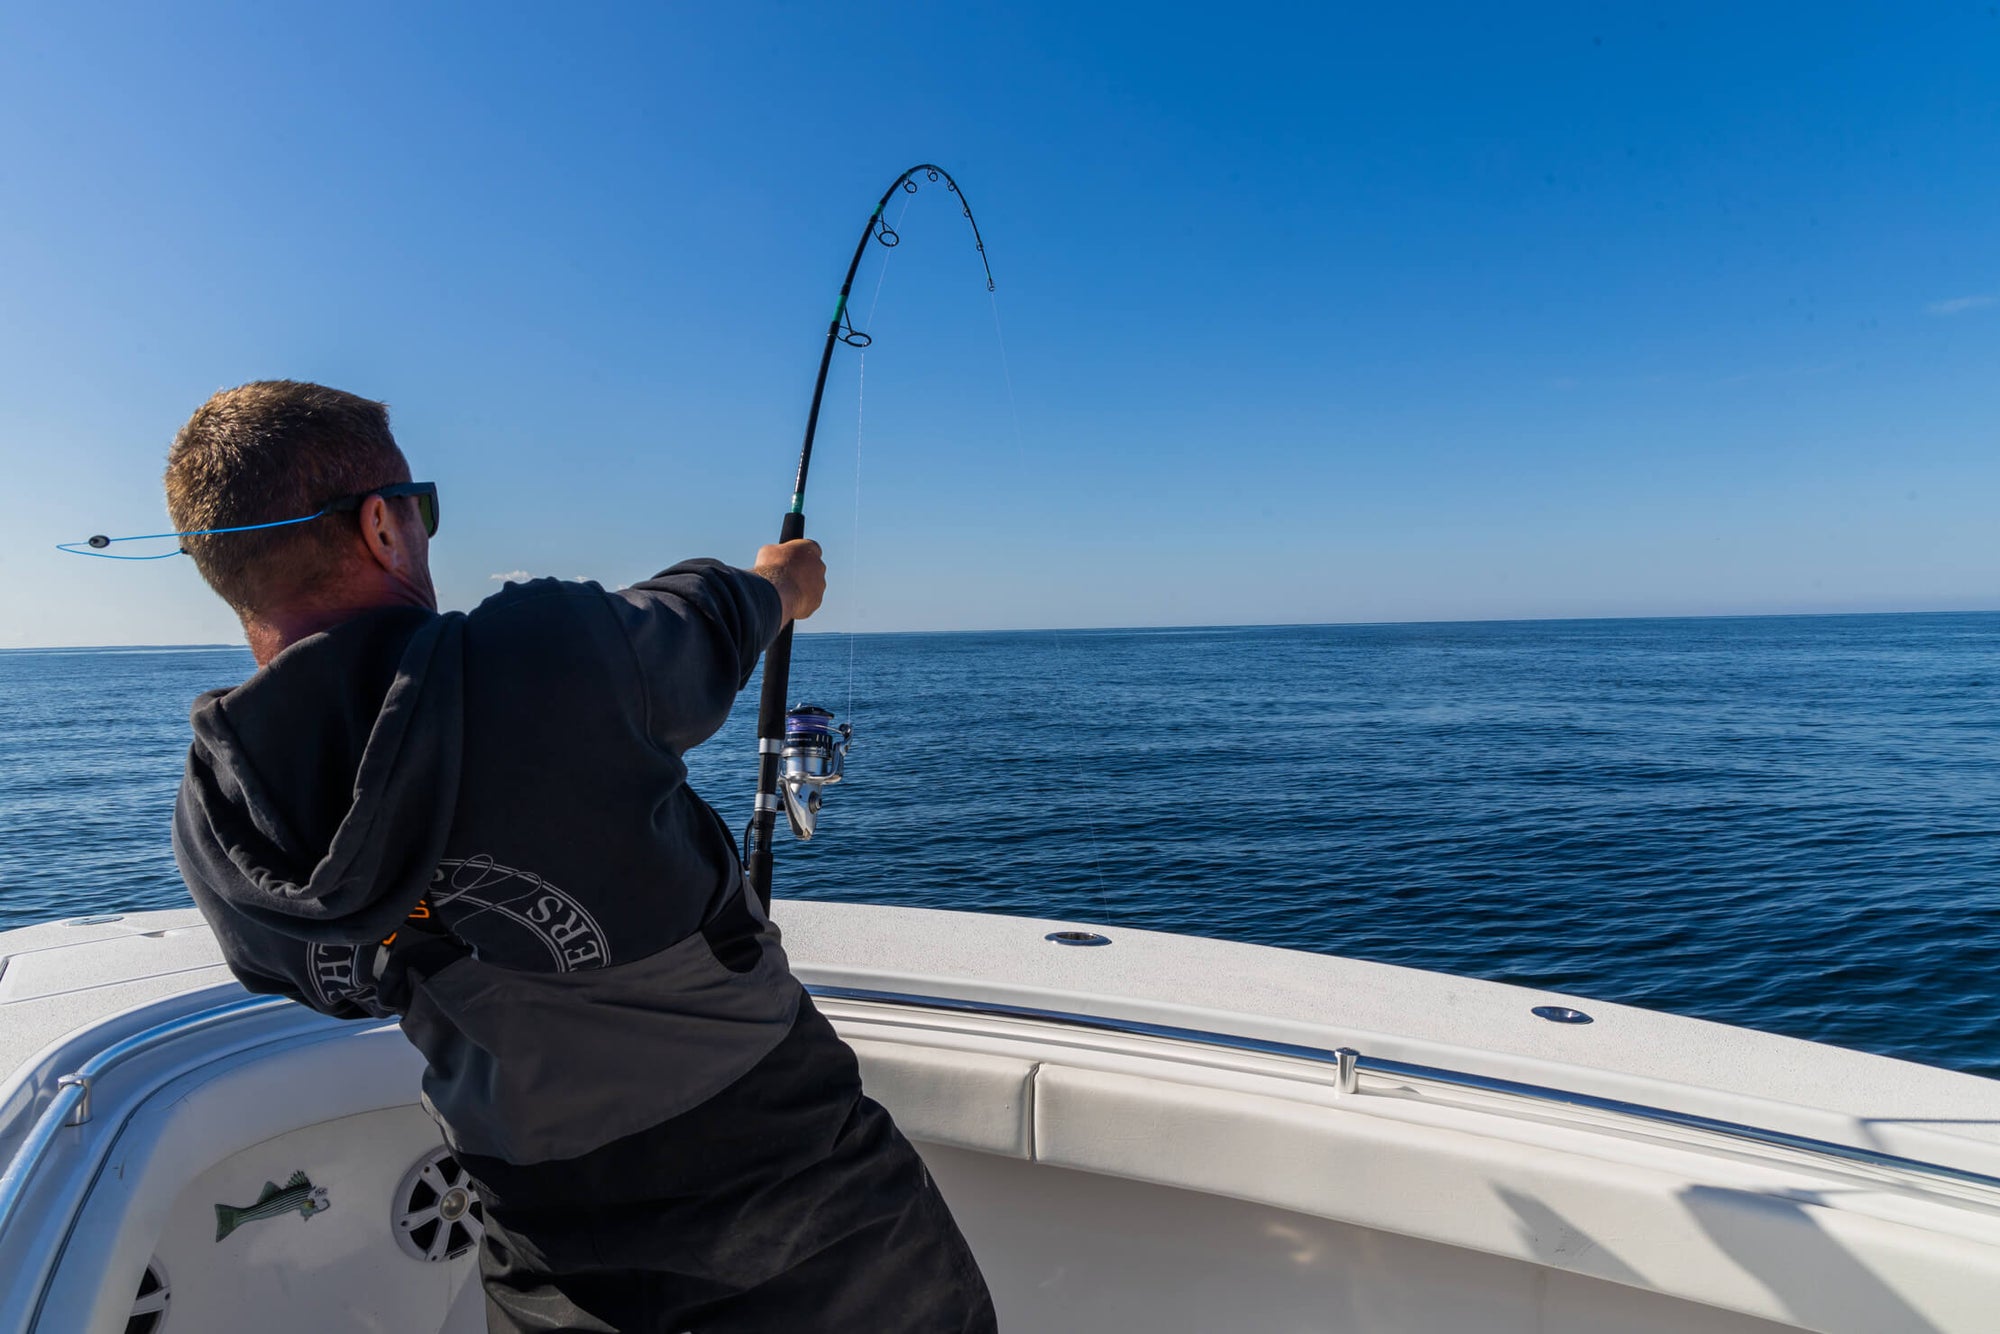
top-left (243, 585), bottom-right (433, 668)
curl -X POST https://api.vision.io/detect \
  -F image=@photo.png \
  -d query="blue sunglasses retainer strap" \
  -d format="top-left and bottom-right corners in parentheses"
top-left (56, 510), bottom-right (327, 560)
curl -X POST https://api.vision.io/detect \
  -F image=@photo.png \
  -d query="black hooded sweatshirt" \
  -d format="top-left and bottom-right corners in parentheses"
top-left (173, 561), bottom-right (814, 1165)
top-left (173, 561), bottom-right (1003, 1330)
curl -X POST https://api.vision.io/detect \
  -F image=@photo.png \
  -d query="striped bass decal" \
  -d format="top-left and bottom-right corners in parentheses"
top-left (214, 1170), bottom-right (331, 1242)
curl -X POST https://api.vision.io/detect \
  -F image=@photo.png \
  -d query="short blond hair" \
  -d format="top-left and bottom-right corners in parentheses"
top-left (164, 381), bottom-right (408, 615)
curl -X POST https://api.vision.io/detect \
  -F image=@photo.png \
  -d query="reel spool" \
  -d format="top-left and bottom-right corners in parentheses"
top-left (780, 705), bottom-right (852, 841)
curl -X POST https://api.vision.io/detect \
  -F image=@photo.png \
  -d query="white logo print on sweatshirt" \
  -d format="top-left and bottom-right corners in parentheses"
top-left (305, 854), bottom-right (609, 1010)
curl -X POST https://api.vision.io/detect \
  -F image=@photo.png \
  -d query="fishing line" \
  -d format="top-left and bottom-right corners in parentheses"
top-left (848, 352), bottom-right (863, 725)
top-left (845, 197), bottom-right (907, 731)
top-left (864, 198), bottom-right (913, 328)
top-left (987, 292), bottom-right (1023, 442)
top-left (986, 290), bottom-right (1114, 917)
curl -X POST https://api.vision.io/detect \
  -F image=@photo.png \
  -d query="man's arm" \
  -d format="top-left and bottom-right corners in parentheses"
top-left (605, 540), bottom-right (826, 754)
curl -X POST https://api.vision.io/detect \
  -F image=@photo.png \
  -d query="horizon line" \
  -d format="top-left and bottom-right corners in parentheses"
top-left (6, 602), bottom-right (1997, 653)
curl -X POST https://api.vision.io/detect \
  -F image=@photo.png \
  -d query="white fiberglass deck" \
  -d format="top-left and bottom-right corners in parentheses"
top-left (3, 902), bottom-right (1998, 1332)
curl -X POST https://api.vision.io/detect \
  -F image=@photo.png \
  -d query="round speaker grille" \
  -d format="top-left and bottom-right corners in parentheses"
top-left (125, 1257), bottom-right (169, 1333)
top-left (393, 1146), bottom-right (486, 1262)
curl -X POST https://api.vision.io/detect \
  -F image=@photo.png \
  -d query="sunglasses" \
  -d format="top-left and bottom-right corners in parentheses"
top-left (61, 481), bottom-right (441, 560)
top-left (322, 481), bottom-right (441, 539)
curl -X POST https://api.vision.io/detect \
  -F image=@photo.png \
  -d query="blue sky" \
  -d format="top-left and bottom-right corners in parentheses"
top-left (2, 2), bottom-right (1995, 646)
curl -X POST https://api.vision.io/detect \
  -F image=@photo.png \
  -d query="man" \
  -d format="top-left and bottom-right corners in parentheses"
top-left (167, 381), bottom-right (996, 1333)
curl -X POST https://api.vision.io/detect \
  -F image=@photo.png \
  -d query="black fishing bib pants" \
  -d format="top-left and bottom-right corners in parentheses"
top-left (458, 1001), bottom-right (998, 1334)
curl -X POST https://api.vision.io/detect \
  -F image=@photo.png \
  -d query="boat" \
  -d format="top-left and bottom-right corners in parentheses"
top-left (3, 898), bottom-right (1997, 1332)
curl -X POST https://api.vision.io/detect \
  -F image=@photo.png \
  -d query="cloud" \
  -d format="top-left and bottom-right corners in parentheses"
top-left (1926, 295), bottom-right (1995, 316)
top-left (490, 570), bottom-right (531, 582)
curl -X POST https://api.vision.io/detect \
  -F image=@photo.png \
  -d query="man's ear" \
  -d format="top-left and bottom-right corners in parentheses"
top-left (358, 493), bottom-right (402, 574)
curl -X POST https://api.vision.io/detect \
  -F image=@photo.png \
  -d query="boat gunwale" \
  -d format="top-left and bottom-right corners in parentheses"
top-left (6, 980), bottom-right (1996, 1273)
top-left (811, 984), bottom-right (2000, 1198)
top-left (0, 993), bottom-right (291, 1244)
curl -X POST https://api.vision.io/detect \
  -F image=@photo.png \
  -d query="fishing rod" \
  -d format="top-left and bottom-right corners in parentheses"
top-left (746, 164), bottom-right (996, 911)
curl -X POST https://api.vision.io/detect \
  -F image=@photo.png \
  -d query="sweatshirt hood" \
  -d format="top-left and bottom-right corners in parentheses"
top-left (175, 608), bottom-right (466, 946)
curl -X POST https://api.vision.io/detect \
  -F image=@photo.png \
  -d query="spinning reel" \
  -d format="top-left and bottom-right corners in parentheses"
top-left (779, 705), bottom-right (852, 841)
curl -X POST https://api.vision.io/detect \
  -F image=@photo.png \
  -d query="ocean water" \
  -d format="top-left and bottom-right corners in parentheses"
top-left (3, 613), bottom-right (1998, 1077)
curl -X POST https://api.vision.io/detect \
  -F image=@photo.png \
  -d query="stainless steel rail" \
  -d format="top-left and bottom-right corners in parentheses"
top-left (807, 984), bottom-right (2000, 1196)
top-left (0, 994), bottom-right (291, 1241)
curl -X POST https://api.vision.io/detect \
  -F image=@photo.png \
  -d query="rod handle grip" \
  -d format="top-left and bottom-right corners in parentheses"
top-left (745, 847), bottom-right (775, 911)
top-left (749, 509), bottom-right (805, 911)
